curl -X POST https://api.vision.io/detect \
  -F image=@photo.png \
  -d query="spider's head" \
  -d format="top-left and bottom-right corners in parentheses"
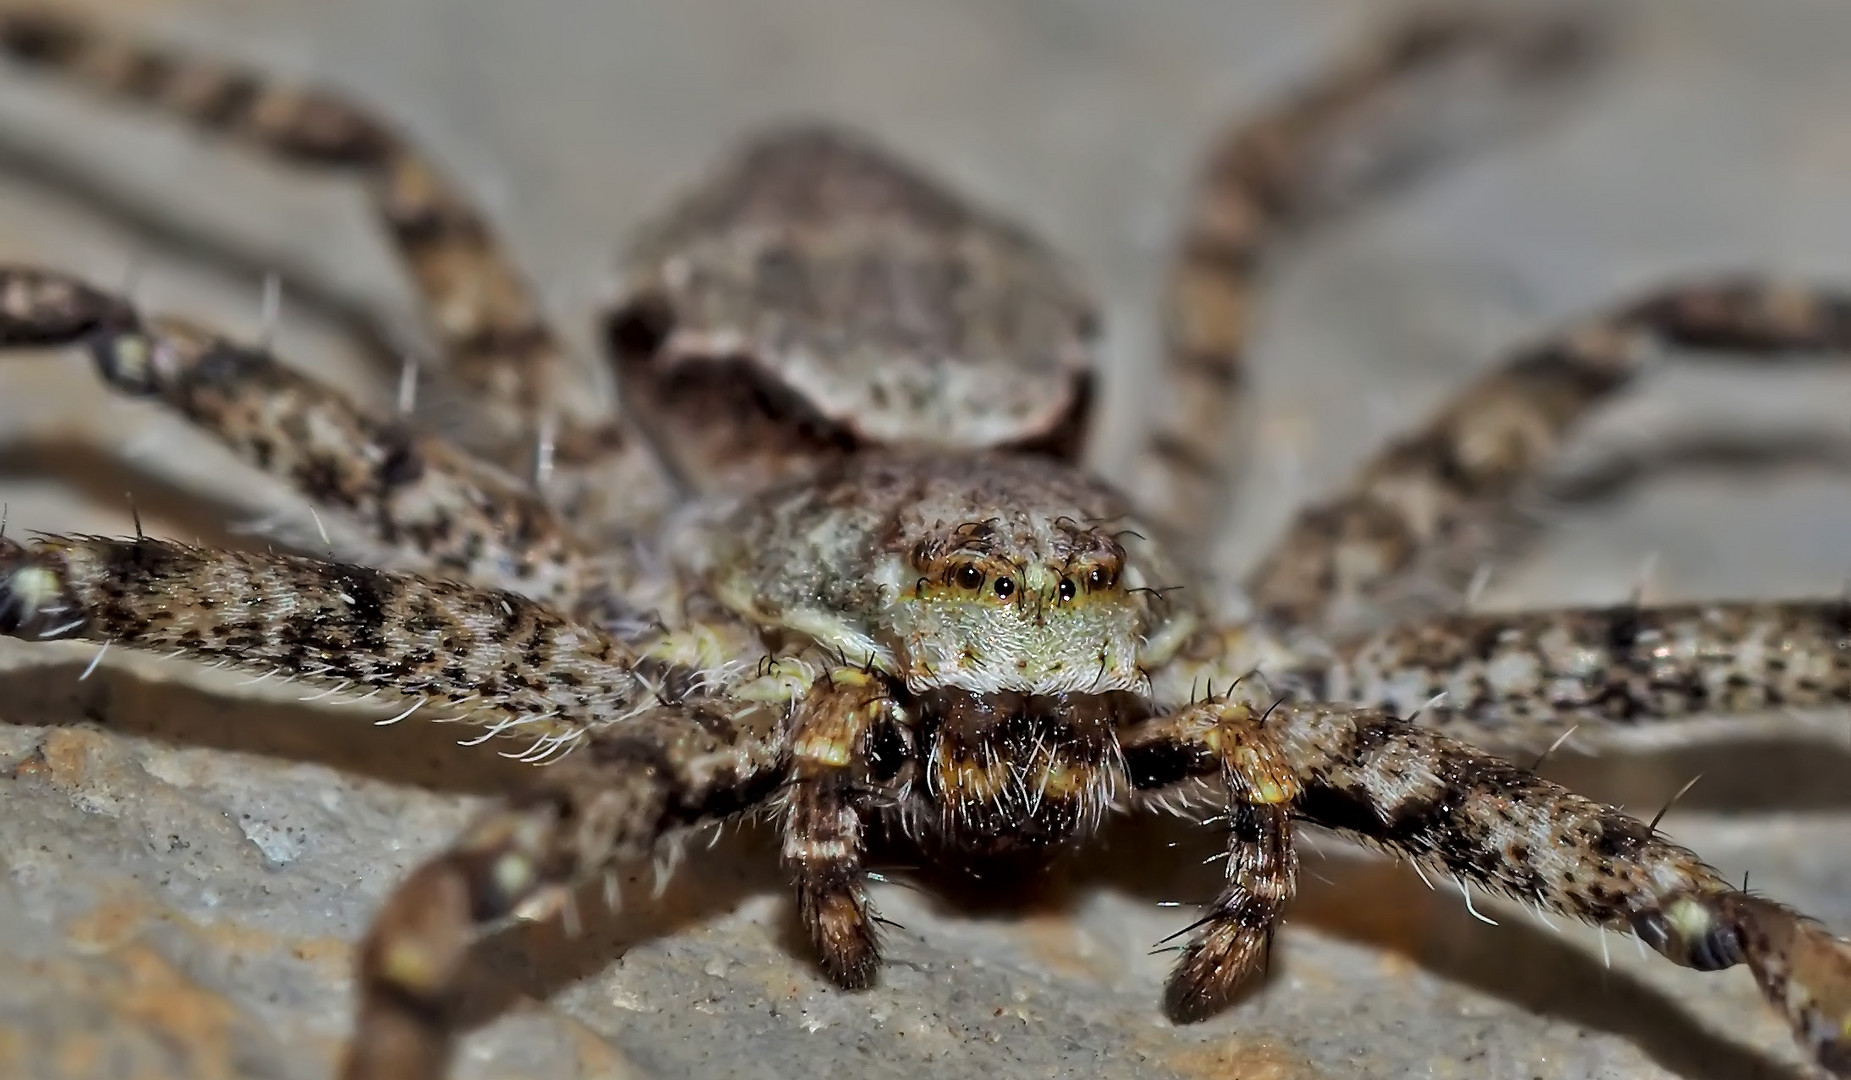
top-left (875, 514), bottom-right (1158, 696)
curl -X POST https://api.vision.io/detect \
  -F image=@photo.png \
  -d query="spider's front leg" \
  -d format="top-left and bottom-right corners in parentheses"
top-left (0, 534), bottom-right (671, 748)
top-left (344, 700), bottom-right (789, 1080)
top-left (1248, 277), bottom-right (1851, 631)
top-left (1133, 696), bottom-right (1851, 1075)
top-left (0, 7), bottom-right (674, 525)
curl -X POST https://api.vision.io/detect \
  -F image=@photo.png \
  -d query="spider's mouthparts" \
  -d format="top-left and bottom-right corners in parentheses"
top-left (910, 687), bottom-right (1134, 858)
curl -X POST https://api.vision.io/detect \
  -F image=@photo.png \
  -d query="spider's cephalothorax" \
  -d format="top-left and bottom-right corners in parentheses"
top-left (700, 451), bottom-right (1185, 865)
top-left (699, 452), bottom-right (1187, 696)
top-left (6, 6), bottom-right (1851, 1080)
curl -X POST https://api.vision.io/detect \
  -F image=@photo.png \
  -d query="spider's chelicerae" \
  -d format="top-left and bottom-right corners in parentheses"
top-left (2, 4), bottom-right (1851, 1078)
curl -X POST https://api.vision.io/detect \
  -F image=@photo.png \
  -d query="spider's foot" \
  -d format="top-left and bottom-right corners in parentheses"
top-left (0, 538), bottom-right (84, 641)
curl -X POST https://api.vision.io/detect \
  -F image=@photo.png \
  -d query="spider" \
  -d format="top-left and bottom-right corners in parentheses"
top-left (1, 4), bottom-right (1850, 1078)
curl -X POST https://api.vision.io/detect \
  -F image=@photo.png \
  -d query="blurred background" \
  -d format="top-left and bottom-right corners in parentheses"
top-left (2, 1), bottom-right (1851, 1077)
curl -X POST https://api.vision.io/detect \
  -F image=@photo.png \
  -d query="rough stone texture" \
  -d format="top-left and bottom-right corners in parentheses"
top-left (2, 1), bottom-right (1851, 1078)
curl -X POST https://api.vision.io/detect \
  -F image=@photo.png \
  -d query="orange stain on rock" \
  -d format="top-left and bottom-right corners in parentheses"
top-left (1164, 1036), bottom-right (1329, 1080)
top-left (111, 943), bottom-right (243, 1077)
top-left (34, 891), bottom-right (360, 1079)
top-left (35, 727), bottom-right (114, 789)
top-left (1014, 911), bottom-right (1110, 981)
top-left (64, 897), bottom-right (151, 953)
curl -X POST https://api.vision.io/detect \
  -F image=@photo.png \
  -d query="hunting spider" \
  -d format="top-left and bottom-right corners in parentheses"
top-left (1, 4), bottom-right (1850, 1078)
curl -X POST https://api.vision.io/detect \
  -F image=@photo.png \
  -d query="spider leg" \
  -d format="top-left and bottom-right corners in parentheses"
top-left (0, 266), bottom-right (649, 619)
top-left (0, 6), bottom-right (675, 528)
top-left (1135, 4), bottom-right (1605, 553)
top-left (342, 699), bottom-right (789, 1080)
top-left (1129, 699), bottom-right (1851, 1075)
top-left (1318, 596), bottom-right (1851, 749)
top-left (783, 668), bottom-right (895, 989)
top-left (0, 534), bottom-right (671, 742)
top-left (1247, 278), bottom-right (1851, 631)
top-left (1119, 697), bottom-right (1303, 1020)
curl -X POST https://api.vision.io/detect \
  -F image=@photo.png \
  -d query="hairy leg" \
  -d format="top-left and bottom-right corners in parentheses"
top-left (1247, 278), bottom-right (1851, 631)
top-left (0, 265), bottom-right (650, 617)
top-left (1318, 596), bottom-right (1851, 748)
top-left (1126, 697), bottom-right (1851, 1074)
top-left (0, 534), bottom-right (688, 747)
top-left (1134, 5), bottom-right (1603, 551)
top-left (344, 700), bottom-right (788, 1080)
top-left (0, 6), bottom-right (675, 527)
top-left (1118, 697), bottom-right (1303, 1020)
top-left (783, 669), bottom-right (894, 988)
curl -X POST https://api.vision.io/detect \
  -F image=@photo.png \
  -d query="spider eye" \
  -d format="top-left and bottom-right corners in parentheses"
top-left (993, 576), bottom-right (1015, 599)
top-left (1057, 577), bottom-right (1077, 603)
top-left (1087, 566), bottom-right (1113, 590)
top-left (953, 564), bottom-right (985, 591)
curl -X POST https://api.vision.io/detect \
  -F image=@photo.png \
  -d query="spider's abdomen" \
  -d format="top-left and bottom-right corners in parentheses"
top-left (910, 688), bottom-right (1131, 860)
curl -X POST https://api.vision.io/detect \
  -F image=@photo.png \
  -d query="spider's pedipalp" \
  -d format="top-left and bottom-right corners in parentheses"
top-left (343, 699), bottom-right (789, 1080)
top-left (0, 533), bottom-right (670, 741)
top-left (783, 668), bottom-right (894, 988)
top-left (1159, 800), bottom-right (1297, 1023)
top-left (1324, 596), bottom-right (1851, 748)
top-left (1277, 702), bottom-right (1851, 1077)
top-left (0, 264), bottom-right (653, 619)
top-left (1120, 695), bottom-right (1304, 1017)
top-left (1137, 3), bottom-right (1608, 553)
top-left (1249, 278), bottom-right (1851, 631)
top-left (0, 5), bottom-right (675, 532)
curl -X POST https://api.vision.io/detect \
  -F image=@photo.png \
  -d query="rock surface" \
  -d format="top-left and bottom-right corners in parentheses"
top-left (3, 1), bottom-right (1851, 1078)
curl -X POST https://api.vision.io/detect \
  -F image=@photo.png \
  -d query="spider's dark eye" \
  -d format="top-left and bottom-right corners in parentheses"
top-left (1087, 566), bottom-right (1113, 590)
top-left (954, 564), bottom-right (985, 591)
top-left (1057, 577), bottom-right (1077, 603)
top-left (993, 576), bottom-right (1015, 599)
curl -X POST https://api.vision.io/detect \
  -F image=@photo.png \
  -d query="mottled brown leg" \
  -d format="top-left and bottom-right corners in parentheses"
top-left (1318, 596), bottom-right (1851, 748)
top-left (1130, 697), bottom-right (1851, 1072)
top-left (0, 7), bottom-right (675, 526)
top-left (1295, 703), bottom-right (1851, 1075)
top-left (0, 265), bottom-right (650, 618)
top-left (783, 670), bottom-right (895, 988)
top-left (1134, 5), bottom-right (1603, 550)
top-left (1248, 279), bottom-right (1851, 631)
top-left (0, 534), bottom-right (672, 743)
top-left (1119, 697), bottom-right (1302, 1019)
top-left (343, 702), bottom-right (788, 1080)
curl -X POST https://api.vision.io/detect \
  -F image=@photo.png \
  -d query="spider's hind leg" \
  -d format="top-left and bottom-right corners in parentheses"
top-left (0, 6), bottom-right (675, 529)
top-left (1137, 4), bottom-right (1605, 553)
top-left (1248, 278), bottom-right (1851, 632)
